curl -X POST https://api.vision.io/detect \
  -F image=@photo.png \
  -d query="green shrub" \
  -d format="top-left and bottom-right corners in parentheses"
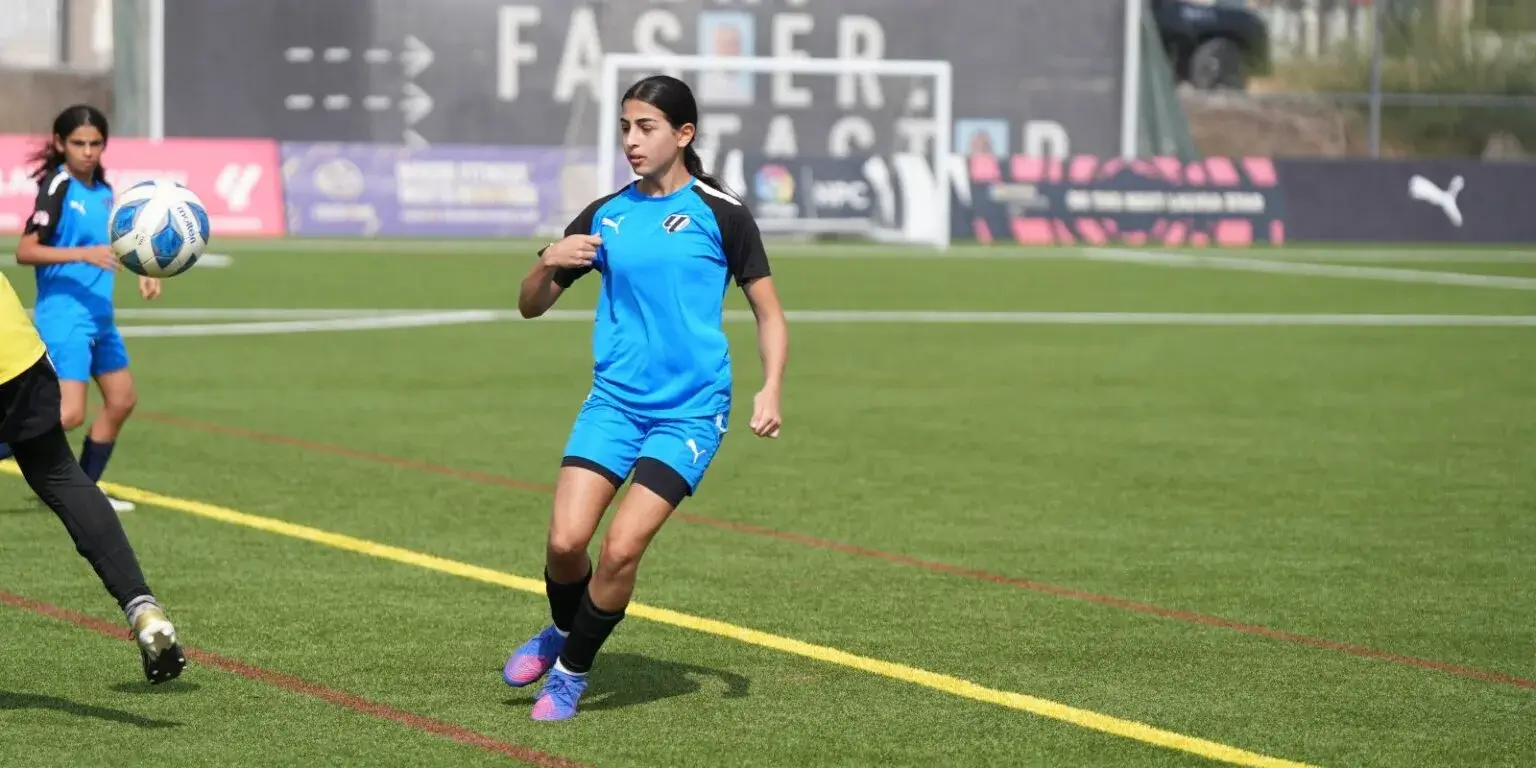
top-left (1274, 12), bottom-right (1536, 157)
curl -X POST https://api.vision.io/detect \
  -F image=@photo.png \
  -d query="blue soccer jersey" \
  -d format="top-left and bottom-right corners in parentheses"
top-left (22, 167), bottom-right (131, 383)
top-left (553, 177), bottom-right (771, 419)
top-left (24, 167), bottom-right (117, 322)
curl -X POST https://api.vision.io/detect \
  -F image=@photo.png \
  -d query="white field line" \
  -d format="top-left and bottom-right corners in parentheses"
top-left (1079, 248), bottom-right (1536, 290)
top-left (753, 311), bottom-right (1536, 326)
top-left (112, 308), bottom-right (426, 321)
top-left (1216, 250), bottom-right (1536, 264)
top-left (119, 311), bottom-right (505, 337)
top-left (1, 253), bottom-right (233, 268)
top-left (111, 308), bottom-right (1536, 338)
top-left (1, 234), bottom-right (1532, 262)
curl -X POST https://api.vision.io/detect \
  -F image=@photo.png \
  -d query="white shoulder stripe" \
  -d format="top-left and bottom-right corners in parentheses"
top-left (693, 181), bottom-right (741, 206)
top-left (46, 171), bottom-right (70, 196)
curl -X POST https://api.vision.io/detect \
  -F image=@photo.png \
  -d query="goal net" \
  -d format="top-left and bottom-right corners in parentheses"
top-left (591, 53), bottom-right (953, 249)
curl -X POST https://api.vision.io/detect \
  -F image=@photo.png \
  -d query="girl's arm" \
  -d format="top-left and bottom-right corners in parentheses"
top-left (14, 233), bottom-right (117, 270)
top-left (519, 235), bottom-right (602, 318)
top-left (743, 276), bottom-right (787, 438)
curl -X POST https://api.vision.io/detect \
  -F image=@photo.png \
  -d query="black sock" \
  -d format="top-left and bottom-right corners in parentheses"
top-left (546, 565), bottom-right (592, 632)
top-left (78, 437), bottom-right (114, 483)
top-left (556, 591), bottom-right (625, 675)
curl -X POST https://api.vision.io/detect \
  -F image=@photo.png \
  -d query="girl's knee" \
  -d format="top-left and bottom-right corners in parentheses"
top-left (101, 390), bottom-right (138, 423)
top-left (546, 531), bottom-right (591, 567)
top-left (596, 535), bottom-right (648, 579)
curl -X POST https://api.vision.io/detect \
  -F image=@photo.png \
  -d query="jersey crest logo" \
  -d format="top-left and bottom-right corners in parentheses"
top-left (662, 213), bottom-right (691, 233)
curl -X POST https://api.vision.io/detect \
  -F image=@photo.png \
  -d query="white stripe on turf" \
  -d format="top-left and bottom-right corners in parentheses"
top-left (120, 311), bottom-right (504, 337)
top-left (1079, 248), bottom-right (1536, 290)
top-left (115, 308), bottom-right (1536, 337)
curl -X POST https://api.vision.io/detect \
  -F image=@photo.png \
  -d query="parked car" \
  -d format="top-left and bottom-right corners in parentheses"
top-left (1152, 0), bottom-right (1272, 90)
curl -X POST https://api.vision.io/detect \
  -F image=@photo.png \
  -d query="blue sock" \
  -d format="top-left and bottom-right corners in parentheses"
top-left (79, 438), bottom-right (115, 482)
top-left (0, 443), bottom-right (11, 461)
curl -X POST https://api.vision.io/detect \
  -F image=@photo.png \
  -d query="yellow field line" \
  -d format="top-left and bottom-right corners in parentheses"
top-left (0, 464), bottom-right (1317, 768)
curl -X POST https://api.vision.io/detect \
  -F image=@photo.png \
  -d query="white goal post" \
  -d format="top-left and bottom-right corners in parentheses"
top-left (597, 53), bottom-right (954, 249)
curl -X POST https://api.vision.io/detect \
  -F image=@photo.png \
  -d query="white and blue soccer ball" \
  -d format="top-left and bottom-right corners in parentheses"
top-left (108, 180), bottom-right (211, 278)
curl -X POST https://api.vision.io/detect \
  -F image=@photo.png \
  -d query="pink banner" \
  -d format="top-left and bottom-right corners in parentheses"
top-left (966, 154), bottom-right (1285, 248)
top-left (0, 136), bottom-right (286, 237)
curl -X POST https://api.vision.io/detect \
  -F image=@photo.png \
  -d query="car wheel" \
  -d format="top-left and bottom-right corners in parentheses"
top-left (1189, 37), bottom-right (1247, 90)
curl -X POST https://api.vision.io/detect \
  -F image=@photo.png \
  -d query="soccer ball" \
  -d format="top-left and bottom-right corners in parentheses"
top-left (108, 180), bottom-right (211, 278)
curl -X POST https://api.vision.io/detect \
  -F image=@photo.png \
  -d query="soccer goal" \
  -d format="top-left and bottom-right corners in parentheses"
top-left (596, 53), bottom-right (954, 250)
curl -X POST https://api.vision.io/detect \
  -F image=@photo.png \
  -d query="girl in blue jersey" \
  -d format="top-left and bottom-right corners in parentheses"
top-left (505, 75), bottom-right (789, 721)
top-left (7, 105), bottom-right (163, 513)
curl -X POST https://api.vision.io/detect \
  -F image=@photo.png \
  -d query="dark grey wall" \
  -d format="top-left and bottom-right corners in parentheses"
top-left (164, 0), bottom-right (1127, 157)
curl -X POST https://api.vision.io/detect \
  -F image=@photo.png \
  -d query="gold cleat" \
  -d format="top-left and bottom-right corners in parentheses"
top-left (131, 605), bottom-right (186, 684)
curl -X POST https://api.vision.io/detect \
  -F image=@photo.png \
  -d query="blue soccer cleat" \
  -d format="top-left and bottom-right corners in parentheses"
top-left (503, 625), bottom-right (565, 687)
top-left (530, 667), bottom-right (588, 721)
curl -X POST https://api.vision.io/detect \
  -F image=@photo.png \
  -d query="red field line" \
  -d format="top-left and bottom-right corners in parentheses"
top-left (0, 590), bottom-right (589, 768)
top-left (139, 411), bottom-right (1536, 692)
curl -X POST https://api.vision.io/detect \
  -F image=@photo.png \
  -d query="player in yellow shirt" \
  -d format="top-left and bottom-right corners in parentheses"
top-left (0, 271), bottom-right (184, 684)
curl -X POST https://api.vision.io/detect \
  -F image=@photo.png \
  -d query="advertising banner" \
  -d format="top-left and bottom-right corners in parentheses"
top-left (1275, 158), bottom-right (1536, 243)
top-left (280, 143), bottom-right (595, 238)
top-left (734, 154), bottom-right (900, 236)
top-left (963, 155), bottom-right (1286, 247)
top-left (0, 136), bottom-right (286, 236)
top-left (0, 135), bottom-right (50, 234)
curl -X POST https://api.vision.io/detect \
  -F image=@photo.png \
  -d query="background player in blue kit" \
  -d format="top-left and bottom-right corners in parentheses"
top-left (5, 105), bottom-right (163, 513)
top-left (505, 75), bottom-right (789, 721)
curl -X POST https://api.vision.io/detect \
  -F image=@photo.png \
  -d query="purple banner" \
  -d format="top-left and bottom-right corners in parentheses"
top-left (280, 143), bottom-right (597, 237)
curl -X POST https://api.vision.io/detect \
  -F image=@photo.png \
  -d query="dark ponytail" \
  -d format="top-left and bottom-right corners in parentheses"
top-left (623, 74), bottom-right (733, 196)
top-left (27, 144), bottom-right (65, 185)
top-left (682, 144), bottom-right (729, 195)
top-left (29, 104), bottom-right (110, 185)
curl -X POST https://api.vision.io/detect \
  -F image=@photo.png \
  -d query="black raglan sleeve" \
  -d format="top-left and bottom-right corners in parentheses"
top-left (712, 194), bottom-right (772, 288)
top-left (21, 173), bottom-right (68, 246)
top-left (548, 192), bottom-right (618, 289)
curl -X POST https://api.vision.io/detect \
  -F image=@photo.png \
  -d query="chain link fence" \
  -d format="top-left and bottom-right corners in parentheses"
top-left (1183, 0), bottom-right (1536, 158)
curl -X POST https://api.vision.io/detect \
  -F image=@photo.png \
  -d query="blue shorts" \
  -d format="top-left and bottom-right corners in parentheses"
top-left (562, 396), bottom-right (729, 496)
top-left (35, 317), bottom-right (129, 383)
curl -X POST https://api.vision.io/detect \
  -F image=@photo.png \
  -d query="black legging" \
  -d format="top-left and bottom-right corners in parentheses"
top-left (12, 424), bottom-right (150, 610)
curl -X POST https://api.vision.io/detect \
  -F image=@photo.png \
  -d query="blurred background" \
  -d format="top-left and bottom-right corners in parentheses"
top-left (7, 1), bottom-right (1536, 157)
top-left (1, 1), bottom-right (1534, 245)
